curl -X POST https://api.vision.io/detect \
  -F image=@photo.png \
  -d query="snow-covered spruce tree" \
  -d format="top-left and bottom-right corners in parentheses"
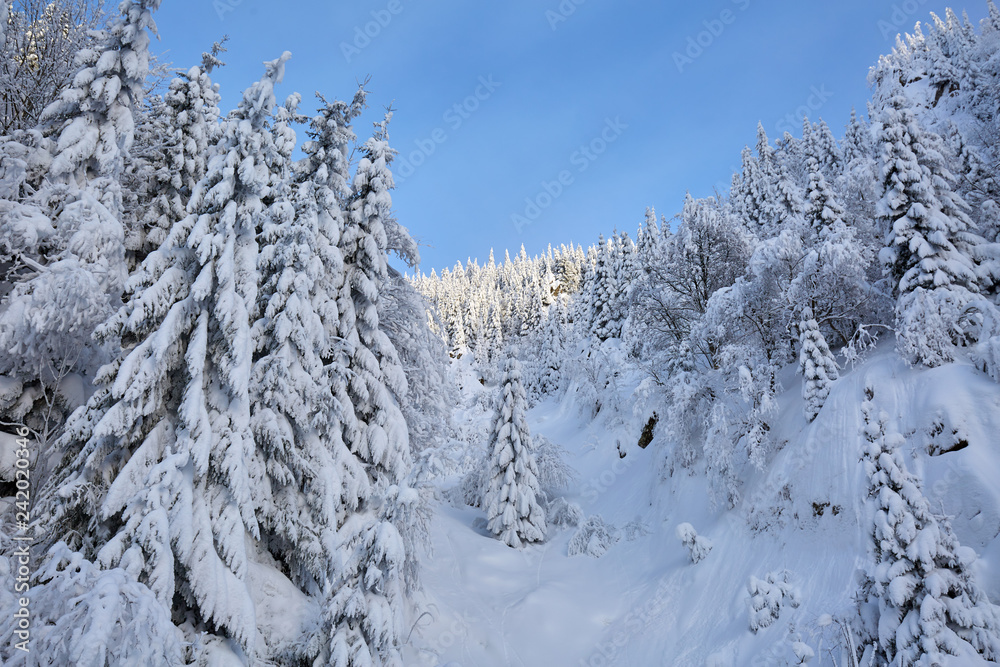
top-left (568, 515), bottom-right (618, 558)
top-left (807, 118), bottom-right (842, 178)
top-left (588, 234), bottom-right (619, 341)
top-left (323, 110), bottom-right (415, 666)
top-left (246, 91), bottom-right (374, 664)
top-left (0, 0), bottom-right (161, 443)
top-left (130, 51), bottom-right (224, 264)
top-left (748, 123), bottom-right (805, 238)
top-left (39, 53), bottom-right (295, 657)
top-left (798, 309), bottom-right (838, 422)
top-left (747, 571), bottom-right (801, 634)
top-left (839, 107), bottom-right (881, 253)
top-left (532, 298), bottom-right (567, 397)
top-left (804, 150), bottom-right (846, 240)
top-left (379, 269), bottom-right (454, 456)
top-left (858, 386), bottom-right (1000, 665)
top-left (872, 76), bottom-right (984, 366)
top-left (0, 543), bottom-right (184, 666)
top-left (483, 357), bottom-right (546, 548)
top-left (40, 0), bottom-right (160, 187)
top-left (676, 522), bottom-right (713, 564)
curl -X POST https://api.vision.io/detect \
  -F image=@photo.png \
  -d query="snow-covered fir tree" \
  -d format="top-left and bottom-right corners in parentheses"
top-left (0, 542), bottom-right (184, 666)
top-left (798, 309), bottom-right (838, 422)
top-left (858, 386), bottom-right (1000, 665)
top-left (0, 0), bottom-right (160, 441)
top-left (130, 50), bottom-right (224, 263)
top-left (40, 52), bottom-right (295, 657)
top-left (676, 522), bottom-right (713, 564)
top-left (872, 74), bottom-right (985, 367)
top-left (324, 109), bottom-right (414, 666)
top-left (483, 357), bottom-right (546, 548)
top-left (247, 90), bottom-right (370, 664)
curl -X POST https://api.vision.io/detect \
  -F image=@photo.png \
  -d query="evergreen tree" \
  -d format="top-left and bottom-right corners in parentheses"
top-left (132, 49), bottom-right (224, 263)
top-left (859, 386), bottom-right (1000, 665)
top-left (0, 542), bottom-right (185, 666)
top-left (0, 0), bottom-right (161, 439)
top-left (804, 147), bottom-right (846, 239)
top-left (874, 80), bottom-right (984, 366)
top-left (248, 90), bottom-right (368, 644)
top-left (324, 110), bottom-right (413, 666)
top-left (590, 234), bottom-right (625, 340)
top-left (809, 118), bottom-right (842, 177)
top-left (839, 107), bottom-right (881, 254)
top-left (842, 108), bottom-right (872, 169)
top-left (40, 0), bottom-right (162, 186)
top-left (483, 357), bottom-right (546, 548)
top-left (798, 310), bottom-right (838, 422)
top-left (40, 53), bottom-right (295, 655)
top-left (535, 299), bottom-right (566, 396)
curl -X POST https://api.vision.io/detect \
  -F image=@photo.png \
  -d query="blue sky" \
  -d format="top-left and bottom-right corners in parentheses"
top-left (152, 0), bottom-right (988, 272)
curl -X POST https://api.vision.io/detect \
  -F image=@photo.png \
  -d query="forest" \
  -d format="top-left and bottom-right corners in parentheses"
top-left (2, 0), bottom-right (1000, 665)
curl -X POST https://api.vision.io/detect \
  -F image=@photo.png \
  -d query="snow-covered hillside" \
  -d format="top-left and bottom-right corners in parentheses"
top-left (406, 346), bottom-right (1000, 666)
top-left (4, 1), bottom-right (1000, 665)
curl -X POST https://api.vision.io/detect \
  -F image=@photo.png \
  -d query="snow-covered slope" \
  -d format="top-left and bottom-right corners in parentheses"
top-left (405, 346), bottom-right (1000, 666)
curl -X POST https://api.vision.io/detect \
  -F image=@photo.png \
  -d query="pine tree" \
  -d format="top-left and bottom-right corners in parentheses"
top-left (839, 107), bottom-right (881, 251)
top-left (324, 110), bottom-right (413, 666)
top-left (248, 90), bottom-right (371, 636)
top-left (798, 310), bottom-right (838, 422)
top-left (40, 0), bottom-right (162, 186)
top-left (0, 543), bottom-right (185, 666)
top-left (809, 118), bottom-right (842, 177)
top-left (590, 234), bottom-right (625, 340)
top-left (132, 49), bottom-right (224, 263)
top-left (483, 357), bottom-right (546, 548)
top-left (0, 0), bottom-right (161, 438)
top-left (756, 123), bottom-right (805, 236)
top-left (40, 53), bottom-right (295, 655)
top-left (859, 386), bottom-right (1000, 665)
top-left (804, 149), bottom-right (846, 239)
top-left (536, 299), bottom-right (566, 395)
top-left (842, 108), bottom-right (872, 169)
top-left (874, 80), bottom-right (984, 366)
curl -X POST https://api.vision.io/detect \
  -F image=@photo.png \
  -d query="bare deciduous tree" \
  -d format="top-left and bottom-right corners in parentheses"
top-left (1, 0), bottom-right (107, 134)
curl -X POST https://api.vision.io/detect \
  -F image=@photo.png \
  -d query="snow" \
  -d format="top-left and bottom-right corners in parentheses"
top-left (0, 430), bottom-right (20, 481)
top-left (404, 343), bottom-right (1000, 665)
top-left (247, 557), bottom-right (319, 658)
top-left (5, 6), bottom-right (1000, 663)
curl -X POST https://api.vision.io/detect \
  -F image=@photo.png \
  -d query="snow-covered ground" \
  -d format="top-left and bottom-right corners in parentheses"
top-left (404, 346), bottom-right (1000, 666)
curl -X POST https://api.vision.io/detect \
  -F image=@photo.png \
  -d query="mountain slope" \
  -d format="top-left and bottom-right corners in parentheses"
top-left (405, 346), bottom-right (1000, 666)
